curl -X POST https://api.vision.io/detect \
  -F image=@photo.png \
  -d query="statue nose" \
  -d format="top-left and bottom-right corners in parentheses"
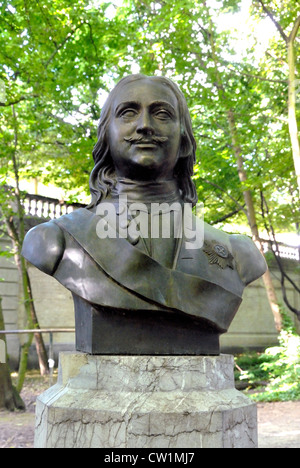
top-left (136, 111), bottom-right (154, 135)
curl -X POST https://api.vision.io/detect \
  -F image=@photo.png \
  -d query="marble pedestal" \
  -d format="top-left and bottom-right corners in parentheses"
top-left (34, 352), bottom-right (257, 448)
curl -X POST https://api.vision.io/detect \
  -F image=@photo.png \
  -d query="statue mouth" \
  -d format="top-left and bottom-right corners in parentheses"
top-left (133, 141), bottom-right (158, 149)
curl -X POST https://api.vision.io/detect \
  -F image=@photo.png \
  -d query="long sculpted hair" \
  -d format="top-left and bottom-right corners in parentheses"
top-left (88, 74), bottom-right (198, 208)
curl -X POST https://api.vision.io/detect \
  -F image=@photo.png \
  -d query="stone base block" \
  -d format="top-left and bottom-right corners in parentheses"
top-left (34, 352), bottom-right (257, 448)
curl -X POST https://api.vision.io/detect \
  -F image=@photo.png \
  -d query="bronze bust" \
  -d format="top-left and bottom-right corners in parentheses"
top-left (22, 75), bottom-right (267, 355)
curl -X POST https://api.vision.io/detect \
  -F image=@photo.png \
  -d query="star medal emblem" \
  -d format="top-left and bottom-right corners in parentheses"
top-left (203, 241), bottom-right (234, 269)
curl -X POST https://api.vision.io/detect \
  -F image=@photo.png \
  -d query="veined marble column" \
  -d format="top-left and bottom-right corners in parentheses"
top-left (34, 352), bottom-right (257, 448)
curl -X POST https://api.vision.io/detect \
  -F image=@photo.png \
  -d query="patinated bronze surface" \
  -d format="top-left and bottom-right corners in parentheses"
top-left (22, 75), bottom-right (267, 355)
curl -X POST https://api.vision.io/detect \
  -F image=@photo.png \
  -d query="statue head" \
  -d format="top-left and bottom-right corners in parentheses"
top-left (89, 74), bottom-right (198, 207)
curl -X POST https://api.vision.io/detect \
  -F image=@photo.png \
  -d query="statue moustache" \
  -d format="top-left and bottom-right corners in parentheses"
top-left (124, 135), bottom-right (169, 144)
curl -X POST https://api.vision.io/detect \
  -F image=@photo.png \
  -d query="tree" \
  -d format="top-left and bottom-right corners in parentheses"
top-left (0, 297), bottom-right (25, 410)
top-left (0, 106), bottom-right (49, 387)
top-left (254, 0), bottom-right (300, 196)
top-left (260, 190), bottom-right (300, 320)
top-left (0, 0), bottom-right (147, 195)
top-left (124, 0), bottom-right (289, 330)
top-left (1, 0), bottom-right (298, 339)
top-left (0, 0), bottom-right (140, 386)
top-left (124, 0), bottom-right (298, 229)
top-left (204, 2), bottom-right (282, 331)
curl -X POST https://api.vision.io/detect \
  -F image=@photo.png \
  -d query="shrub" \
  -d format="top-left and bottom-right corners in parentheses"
top-left (235, 310), bottom-right (300, 402)
top-left (253, 330), bottom-right (300, 401)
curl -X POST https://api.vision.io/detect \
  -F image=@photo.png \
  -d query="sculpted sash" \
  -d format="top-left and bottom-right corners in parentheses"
top-left (53, 208), bottom-right (242, 332)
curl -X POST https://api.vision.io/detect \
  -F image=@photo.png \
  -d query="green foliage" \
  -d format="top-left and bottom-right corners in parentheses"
top-left (0, 0), bottom-right (299, 229)
top-left (1, 0), bottom-right (299, 392)
top-left (257, 331), bottom-right (300, 401)
top-left (126, 0), bottom-right (300, 231)
top-left (235, 310), bottom-right (300, 401)
top-left (0, 0), bottom-right (139, 201)
top-left (234, 351), bottom-right (276, 384)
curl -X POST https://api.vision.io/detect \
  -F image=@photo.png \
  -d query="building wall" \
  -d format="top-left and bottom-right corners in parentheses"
top-left (27, 267), bottom-right (75, 345)
top-left (221, 259), bottom-right (300, 351)
top-left (0, 236), bottom-right (21, 364)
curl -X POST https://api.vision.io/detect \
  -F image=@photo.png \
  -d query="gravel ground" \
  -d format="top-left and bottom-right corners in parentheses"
top-left (257, 400), bottom-right (300, 448)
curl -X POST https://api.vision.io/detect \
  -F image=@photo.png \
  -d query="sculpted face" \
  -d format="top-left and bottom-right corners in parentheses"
top-left (107, 78), bottom-right (182, 181)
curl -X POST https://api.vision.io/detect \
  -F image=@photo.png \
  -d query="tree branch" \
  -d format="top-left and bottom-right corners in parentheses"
top-left (86, 22), bottom-right (99, 60)
top-left (260, 191), bottom-right (300, 319)
top-left (210, 204), bottom-right (246, 225)
top-left (200, 178), bottom-right (248, 216)
top-left (0, 89), bottom-right (40, 107)
top-left (289, 14), bottom-right (300, 44)
top-left (256, 0), bottom-right (288, 43)
top-left (0, 95), bottom-right (34, 107)
top-left (44, 24), bottom-right (82, 68)
top-left (191, 48), bottom-right (288, 84)
top-left (229, 68), bottom-right (287, 84)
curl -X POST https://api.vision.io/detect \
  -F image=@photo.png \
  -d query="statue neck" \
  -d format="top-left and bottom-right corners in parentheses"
top-left (111, 177), bottom-right (182, 204)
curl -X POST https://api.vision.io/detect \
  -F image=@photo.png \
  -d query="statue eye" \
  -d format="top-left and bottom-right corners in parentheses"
top-left (154, 109), bottom-right (171, 120)
top-left (120, 108), bottom-right (137, 118)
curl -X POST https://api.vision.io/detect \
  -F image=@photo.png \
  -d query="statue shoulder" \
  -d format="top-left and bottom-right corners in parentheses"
top-left (203, 223), bottom-right (267, 285)
top-left (22, 220), bottom-right (65, 275)
top-left (229, 233), bottom-right (267, 285)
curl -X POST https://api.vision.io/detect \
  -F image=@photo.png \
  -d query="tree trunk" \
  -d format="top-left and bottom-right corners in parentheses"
top-left (7, 105), bottom-right (49, 382)
top-left (227, 109), bottom-right (283, 332)
top-left (287, 37), bottom-right (300, 196)
top-left (19, 254), bottom-right (49, 378)
top-left (0, 298), bottom-right (25, 411)
top-left (6, 221), bottom-right (49, 383)
top-left (204, 11), bottom-right (283, 333)
top-left (256, 3), bottom-right (300, 194)
top-left (16, 335), bottom-right (34, 394)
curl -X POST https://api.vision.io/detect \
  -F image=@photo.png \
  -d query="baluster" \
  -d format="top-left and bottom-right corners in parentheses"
top-left (37, 199), bottom-right (43, 218)
top-left (29, 197), bottom-right (34, 216)
top-left (46, 201), bottom-right (50, 219)
top-left (24, 197), bottom-right (29, 216)
top-left (51, 202), bottom-right (56, 219)
top-left (34, 198), bottom-right (39, 217)
top-left (44, 200), bottom-right (49, 218)
top-left (40, 198), bottom-right (44, 218)
top-left (54, 202), bottom-right (59, 219)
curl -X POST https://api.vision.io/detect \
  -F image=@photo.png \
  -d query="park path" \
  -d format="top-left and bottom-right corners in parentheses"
top-left (257, 401), bottom-right (300, 448)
